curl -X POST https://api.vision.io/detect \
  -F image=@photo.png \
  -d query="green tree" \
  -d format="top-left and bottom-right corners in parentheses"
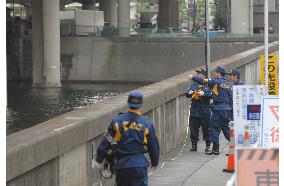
top-left (179, 0), bottom-right (188, 27)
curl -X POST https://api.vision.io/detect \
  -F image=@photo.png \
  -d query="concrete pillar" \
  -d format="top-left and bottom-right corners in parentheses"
top-left (249, 0), bottom-right (253, 34)
top-left (32, 0), bottom-right (45, 86)
top-left (231, 0), bottom-right (252, 34)
top-left (60, 0), bottom-right (65, 11)
top-left (43, 0), bottom-right (61, 87)
top-left (99, 0), bottom-right (117, 26)
top-left (158, 0), bottom-right (179, 28)
top-left (110, 0), bottom-right (118, 26)
top-left (269, 0), bottom-right (276, 12)
top-left (82, 0), bottom-right (96, 10)
top-left (32, 0), bottom-right (61, 88)
top-left (118, 0), bottom-right (130, 37)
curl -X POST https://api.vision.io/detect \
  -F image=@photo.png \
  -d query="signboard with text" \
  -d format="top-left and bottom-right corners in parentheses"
top-left (236, 148), bottom-right (279, 186)
top-left (260, 96), bottom-right (279, 148)
top-left (260, 53), bottom-right (279, 95)
top-left (233, 85), bottom-right (265, 146)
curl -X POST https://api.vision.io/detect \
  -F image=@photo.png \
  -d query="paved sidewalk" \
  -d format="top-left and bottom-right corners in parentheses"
top-left (149, 134), bottom-right (233, 186)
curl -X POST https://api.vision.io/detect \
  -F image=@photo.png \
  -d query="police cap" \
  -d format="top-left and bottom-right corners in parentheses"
top-left (215, 66), bottom-right (226, 74)
top-left (195, 68), bottom-right (207, 77)
top-left (128, 91), bottom-right (143, 108)
top-left (228, 68), bottom-right (240, 77)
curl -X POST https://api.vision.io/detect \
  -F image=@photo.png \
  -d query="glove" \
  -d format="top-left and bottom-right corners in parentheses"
top-left (197, 90), bottom-right (205, 96)
top-left (93, 160), bottom-right (103, 169)
top-left (188, 90), bottom-right (194, 94)
top-left (191, 91), bottom-right (199, 99)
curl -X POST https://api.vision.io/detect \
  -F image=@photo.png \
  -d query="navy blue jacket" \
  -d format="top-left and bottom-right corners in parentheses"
top-left (96, 109), bottom-right (160, 169)
top-left (185, 82), bottom-right (211, 118)
top-left (192, 76), bottom-right (233, 111)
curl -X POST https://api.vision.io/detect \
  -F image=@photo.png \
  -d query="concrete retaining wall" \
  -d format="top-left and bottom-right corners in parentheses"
top-left (61, 37), bottom-right (278, 83)
top-left (7, 42), bottom-right (279, 185)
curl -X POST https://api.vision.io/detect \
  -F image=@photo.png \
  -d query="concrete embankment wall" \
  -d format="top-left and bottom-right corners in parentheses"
top-left (61, 37), bottom-right (278, 83)
top-left (7, 42), bottom-right (278, 186)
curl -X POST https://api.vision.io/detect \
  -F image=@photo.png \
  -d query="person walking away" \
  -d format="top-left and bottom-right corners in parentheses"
top-left (96, 91), bottom-right (160, 186)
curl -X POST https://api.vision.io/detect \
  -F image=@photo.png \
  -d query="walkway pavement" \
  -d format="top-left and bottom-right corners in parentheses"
top-left (149, 134), bottom-right (233, 186)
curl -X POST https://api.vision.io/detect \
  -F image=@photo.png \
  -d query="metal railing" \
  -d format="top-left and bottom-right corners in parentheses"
top-left (60, 23), bottom-right (279, 39)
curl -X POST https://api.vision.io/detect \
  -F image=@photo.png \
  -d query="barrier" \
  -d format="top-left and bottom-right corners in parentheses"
top-left (223, 121), bottom-right (235, 173)
top-left (243, 125), bottom-right (250, 147)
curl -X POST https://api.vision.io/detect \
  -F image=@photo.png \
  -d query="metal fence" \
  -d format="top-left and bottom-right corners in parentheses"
top-left (60, 23), bottom-right (279, 39)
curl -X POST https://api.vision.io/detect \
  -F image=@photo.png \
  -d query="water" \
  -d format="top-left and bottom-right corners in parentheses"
top-left (6, 82), bottom-right (144, 135)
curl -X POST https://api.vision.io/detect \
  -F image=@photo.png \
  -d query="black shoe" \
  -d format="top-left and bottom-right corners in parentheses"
top-left (205, 141), bottom-right (211, 154)
top-left (190, 141), bottom-right (197, 151)
top-left (208, 144), bottom-right (219, 155)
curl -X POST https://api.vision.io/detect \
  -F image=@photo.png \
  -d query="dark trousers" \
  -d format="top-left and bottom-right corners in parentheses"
top-left (189, 115), bottom-right (210, 142)
top-left (116, 167), bottom-right (148, 186)
top-left (210, 110), bottom-right (231, 145)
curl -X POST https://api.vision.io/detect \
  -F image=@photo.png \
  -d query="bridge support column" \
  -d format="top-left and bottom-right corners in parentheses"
top-left (60, 0), bottom-right (65, 11)
top-left (32, 0), bottom-right (61, 88)
top-left (99, 0), bottom-right (118, 26)
top-left (158, 0), bottom-right (179, 28)
top-left (82, 0), bottom-right (96, 10)
top-left (231, 0), bottom-right (253, 34)
top-left (118, 0), bottom-right (130, 37)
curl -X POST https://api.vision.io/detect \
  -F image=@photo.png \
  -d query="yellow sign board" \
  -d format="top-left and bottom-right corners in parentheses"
top-left (260, 53), bottom-right (279, 95)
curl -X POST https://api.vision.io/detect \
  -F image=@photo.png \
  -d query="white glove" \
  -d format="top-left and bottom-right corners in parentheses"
top-left (93, 160), bottom-right (102, 169)
top-left (188, 90), bottom-right (194, 94)
top-left (189, 75), bottom-right (193, 80)
top-left (197, 90), bottom-right (205, 96)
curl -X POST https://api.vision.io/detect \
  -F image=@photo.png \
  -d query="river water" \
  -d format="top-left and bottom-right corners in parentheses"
top-left (7, 82), bottom-right (145, 136)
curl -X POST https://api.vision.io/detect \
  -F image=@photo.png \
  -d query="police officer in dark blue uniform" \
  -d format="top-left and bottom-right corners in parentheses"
top-left (96, 91), bottom-right (160, 186)
top-left (185, 68), bottom-right (212, 154)
top-left (189, 66), bottom-right (233, 155)
top-left (228, 68), bottom-right (245, 85)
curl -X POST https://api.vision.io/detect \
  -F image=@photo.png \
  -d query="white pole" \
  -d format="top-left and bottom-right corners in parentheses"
top-left (264, 0), bottom-right (268, 94)
top-left (205, 0), bottom-right (210, 78)
top-left (249, 0), bottom-right (253, 35)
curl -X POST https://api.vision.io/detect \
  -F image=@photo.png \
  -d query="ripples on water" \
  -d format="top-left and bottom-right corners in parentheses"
top-left (7, 83), bottom-right (122, 135)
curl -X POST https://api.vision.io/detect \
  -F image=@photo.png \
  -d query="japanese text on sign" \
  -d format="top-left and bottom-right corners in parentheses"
top-left (260, 53), bottom-right (279, 95)
top-left (233, 85), bottom-right (265, 146)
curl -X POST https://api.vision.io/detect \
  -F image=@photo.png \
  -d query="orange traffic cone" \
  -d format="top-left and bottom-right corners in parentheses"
top-left (223, 121), bottom-right (235, 173)
top-left (243, 125), bottom-right (250, 147)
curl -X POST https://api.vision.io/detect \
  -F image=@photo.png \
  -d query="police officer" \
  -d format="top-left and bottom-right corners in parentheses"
top-left (189, 66), bottom-right (233, 155)
top-left (96, 90), bottom-right (160, 186)
top-left (228, 68), bottom-right (245, 85)
top-left (185, 68), bottom-right (212, 154)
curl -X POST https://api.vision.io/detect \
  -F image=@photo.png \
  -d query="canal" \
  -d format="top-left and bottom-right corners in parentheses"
top-left (7, 82), bottom-right (146, 135)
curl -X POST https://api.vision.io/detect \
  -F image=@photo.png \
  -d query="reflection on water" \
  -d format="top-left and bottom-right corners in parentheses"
top-left (6, 82), bottom-right (131, 135)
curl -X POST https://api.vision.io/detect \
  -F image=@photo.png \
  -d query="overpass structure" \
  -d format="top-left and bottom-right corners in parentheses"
top-left (6, 0), bottom-right (279, 88)
top-left (6, 41), bottom-right (279, 185)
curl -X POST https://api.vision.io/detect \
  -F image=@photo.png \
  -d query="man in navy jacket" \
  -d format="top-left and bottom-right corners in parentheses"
top-left (96, 91), bottom-right (160, 186)
top-left (185, 68), bottom-right (212, 154)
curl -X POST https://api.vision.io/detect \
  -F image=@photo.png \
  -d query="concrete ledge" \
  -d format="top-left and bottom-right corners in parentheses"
top-left (209, 41), bottom-right (279, 70)
top-left (6, 41), bottom-right (279, 182)
top-left (61, 35), bottom-right (279, 43)
top-left (111, 36), bottom-right (278, 43)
